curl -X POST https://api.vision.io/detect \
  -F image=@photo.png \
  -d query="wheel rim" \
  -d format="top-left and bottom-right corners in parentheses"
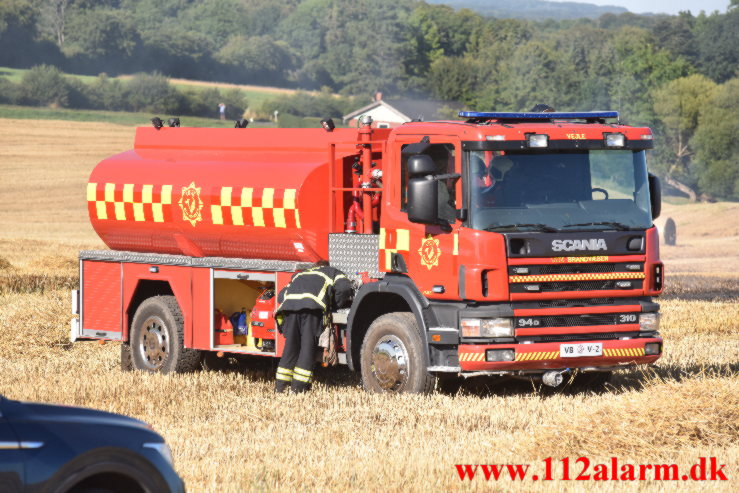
top-left (137, 316), bottom-right (169, 370)
top-left (370, 335), bottom-right (409, 391)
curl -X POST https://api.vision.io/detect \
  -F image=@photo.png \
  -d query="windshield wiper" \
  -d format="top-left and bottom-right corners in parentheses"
top-left (561, 221), bottom-right (633, 231)
top-left (485, 223), bottom-right (559, 232)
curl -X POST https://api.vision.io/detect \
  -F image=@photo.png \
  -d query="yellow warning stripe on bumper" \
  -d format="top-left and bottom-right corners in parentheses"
top-left (604, 347), bottom-right (645, 357)
top-left (515, 351), bottom-right (558, 361)
top-left (459, 352), bottom-right (485, 362)
top-left (509, 272), bottom-right (646, 283)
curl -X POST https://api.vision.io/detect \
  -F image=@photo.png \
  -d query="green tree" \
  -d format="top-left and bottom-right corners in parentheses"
top-left (653, 74), bottom-right (718, 201)
top-left (692, 78), bottom-right (739, 199)
top-left (19, 64), bottom-right (73, 106)
top-left (124, 72), bottom-right (183, 113)
top-left (693, 8), bottom-right (739, 83)
top-left (63, 8), bottom-right (139, 60)
top-left (215, 34), bottom-right (294, 83)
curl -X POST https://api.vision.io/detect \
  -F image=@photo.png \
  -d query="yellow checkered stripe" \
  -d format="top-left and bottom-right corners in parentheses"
top-left (516, 351), bottom-right (558, 361)
top-left (459, 352), bottom-right (485, 362)
top-left (509, 272), bottom-right (645, 283)
top-left (211, 187), bottom-right (300, 228)
top-left (87, 182), bottom-right (173, 222)
top-left (379, 228), bottom-right (410, 271)
top-left (604, 347), bottom-right (645, 358)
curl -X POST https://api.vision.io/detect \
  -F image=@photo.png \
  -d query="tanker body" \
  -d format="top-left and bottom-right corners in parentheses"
top-left (72, 111), bottom-right (665, 394)
top-left (88, 127), bottom-right (370, 262)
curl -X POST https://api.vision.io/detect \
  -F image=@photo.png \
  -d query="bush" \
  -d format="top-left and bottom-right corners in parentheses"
top-left (19, 65), bottom-right (73, 107)
top-left (0, 77), bottom-right (21, 104)
top-left (88, 74), bottom-right (127, 110)
top-left (181, 87), bottom-right (247, 119)
top-left (277, 112), bottom-right (320, 128)
top-left (124, 72), bottom-right (184, 113)
top-left (260, 89), bottom-right (359, 119)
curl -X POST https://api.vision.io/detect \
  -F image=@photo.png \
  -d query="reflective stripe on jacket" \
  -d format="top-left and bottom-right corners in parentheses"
top-left (277, 265), bottom-right (353, 313)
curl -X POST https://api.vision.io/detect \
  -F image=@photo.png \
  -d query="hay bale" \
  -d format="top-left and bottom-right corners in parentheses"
top-left (654, 216), bottom-right (677, 245)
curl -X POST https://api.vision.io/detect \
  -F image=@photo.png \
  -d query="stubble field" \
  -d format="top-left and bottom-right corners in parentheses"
top-left (0, 119), bottom-right (737, 492)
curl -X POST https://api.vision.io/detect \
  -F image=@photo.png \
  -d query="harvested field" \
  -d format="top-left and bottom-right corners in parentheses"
top-left (0, 119), bottom-right (737, 491)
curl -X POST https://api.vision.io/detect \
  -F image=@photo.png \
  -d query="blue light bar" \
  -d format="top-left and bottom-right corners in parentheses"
top-left (459, 111), bottom-right (619, 120)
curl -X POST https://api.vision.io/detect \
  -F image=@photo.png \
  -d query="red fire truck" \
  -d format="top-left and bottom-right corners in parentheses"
top-left (71, 110), bottom-right (664, 393)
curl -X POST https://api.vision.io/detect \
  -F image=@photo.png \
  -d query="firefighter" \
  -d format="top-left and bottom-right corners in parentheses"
top-left (274, 260), bottom-right (353, 393)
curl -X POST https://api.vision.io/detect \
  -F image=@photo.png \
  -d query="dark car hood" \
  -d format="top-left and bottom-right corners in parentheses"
top-left (1, 398), bottom-right (150, 430)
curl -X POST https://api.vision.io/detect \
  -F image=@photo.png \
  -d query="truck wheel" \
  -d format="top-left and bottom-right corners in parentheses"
top-left (360, 312), bottom-right (435, 394)
top-left (130, 296), bottom-right (200, 373)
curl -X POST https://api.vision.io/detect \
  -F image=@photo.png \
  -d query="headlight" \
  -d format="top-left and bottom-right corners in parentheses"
top-left (604, 132), bottom-right (625, 147)
top-left (639, 313), bottom-right (660, 331)
top-left (143, 442), bottom-right (174, 466)
top-left (527, 134), bottom-right (549, 148)
top-left (460, 318), bottom-right (513, 338)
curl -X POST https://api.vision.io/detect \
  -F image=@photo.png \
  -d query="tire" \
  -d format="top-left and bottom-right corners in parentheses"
top-left (360, 312), bottom-right (435, 394)
top-left (130, 296), bottom-right (200, 373)
top-left (49, 448), bottom-right (171, 493)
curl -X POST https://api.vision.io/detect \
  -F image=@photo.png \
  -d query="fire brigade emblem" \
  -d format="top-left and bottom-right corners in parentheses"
top-left (179, 182), bottom-right (203, 226)
top-left (418, 235), bottom-right (441, 270)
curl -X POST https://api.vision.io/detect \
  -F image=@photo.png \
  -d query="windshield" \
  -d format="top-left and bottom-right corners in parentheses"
top-left (467, 149), bottom-right (652, 232)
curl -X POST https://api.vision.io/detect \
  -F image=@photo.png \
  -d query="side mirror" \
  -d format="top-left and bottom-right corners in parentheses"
top-left (648, 173), bottom-right (661, 220)
top-left (407, 154), bottom-right (436, 177)
top-left (408, 176), bottom-right (438, 224)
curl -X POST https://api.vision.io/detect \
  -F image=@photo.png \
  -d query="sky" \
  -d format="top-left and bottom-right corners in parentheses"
top-left (548, 0), bottom-right (731, 15)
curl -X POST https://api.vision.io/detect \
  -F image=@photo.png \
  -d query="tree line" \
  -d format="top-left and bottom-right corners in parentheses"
top-left (0, 0), bottom-right (737, 200)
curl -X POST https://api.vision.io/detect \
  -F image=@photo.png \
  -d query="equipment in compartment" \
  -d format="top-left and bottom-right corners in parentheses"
top-left (251, 289), bottom-right (277, 349)
top-left (213, 275), bottom-right (275, 351)
top-left (214, 309), bottom-right (234, 346)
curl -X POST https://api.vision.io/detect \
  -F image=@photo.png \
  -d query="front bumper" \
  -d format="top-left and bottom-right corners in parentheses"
top-left (457, 336), bottom-right (662, 371)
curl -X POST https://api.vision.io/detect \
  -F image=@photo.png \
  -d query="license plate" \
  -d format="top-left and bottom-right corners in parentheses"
top-left (560, 343), bottom-right (602, 358)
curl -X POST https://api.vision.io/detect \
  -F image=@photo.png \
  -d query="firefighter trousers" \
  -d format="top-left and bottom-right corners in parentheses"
top-left (275, 310), bottom-right (323, 393)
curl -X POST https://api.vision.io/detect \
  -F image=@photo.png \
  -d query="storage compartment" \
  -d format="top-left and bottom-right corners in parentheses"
top-left (212, 270), bottom-right (277, 353)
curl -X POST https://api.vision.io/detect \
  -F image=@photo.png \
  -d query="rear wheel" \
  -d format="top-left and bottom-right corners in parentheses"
top-left (360, 312), bottom-right (435, 394)
top-left (130, 296), bottom-right (200, 373)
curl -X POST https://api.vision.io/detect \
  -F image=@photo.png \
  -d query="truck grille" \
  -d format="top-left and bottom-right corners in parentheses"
top-left (510, 280), bottom-right (644, 293)
top-left (508, 260), bottom-right (645, 295)
top-left (516, 313), bottom-right (638, 329)
top-left (536, 298), bottom-right (615, 307)
top-left (539, 264), bottom-right (615, 274)
top-left (544, 280), bottom-right (615, 291)
top-left (526, 332), bottom-right (637, 343)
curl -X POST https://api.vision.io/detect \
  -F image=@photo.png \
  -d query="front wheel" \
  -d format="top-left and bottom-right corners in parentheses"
top-left (129, 295), bottom-right (200, 373)
top-left (360, 312), bottom-right (435, 394)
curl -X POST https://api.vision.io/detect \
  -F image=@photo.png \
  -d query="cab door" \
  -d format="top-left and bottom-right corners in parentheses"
top-left (382, 135), bottom-right (463, 300)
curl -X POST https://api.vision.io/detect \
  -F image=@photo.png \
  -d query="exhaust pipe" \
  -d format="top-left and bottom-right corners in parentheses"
top-left (542, 369), bottom-right (570, 388)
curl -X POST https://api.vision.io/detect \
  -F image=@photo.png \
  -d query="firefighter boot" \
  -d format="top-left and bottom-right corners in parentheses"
top-left (290, 367), bottom-right (313, 393)
top-left (275, 367), bottom-right (293, 393)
